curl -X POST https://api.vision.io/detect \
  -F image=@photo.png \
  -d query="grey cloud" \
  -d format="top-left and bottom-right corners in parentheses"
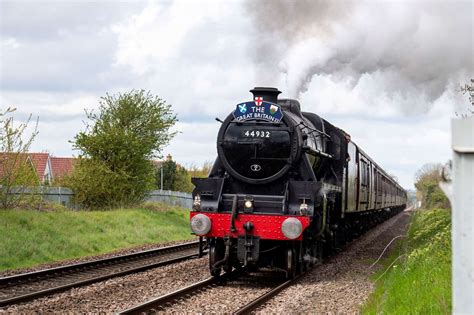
top-left (1, 27), bottom-right (142, 92)
top-left (8, 110), bottom-right (84, 123)
top-left (0, 0), bottom-right (147, 41)
top-left (3, 33), bottom-right (113, 91)
top-left (1, 1), bottom-right (148, 92)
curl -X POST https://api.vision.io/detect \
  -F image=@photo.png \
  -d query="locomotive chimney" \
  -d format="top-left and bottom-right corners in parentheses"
top-left (250, 87), bottom-right (281, 104)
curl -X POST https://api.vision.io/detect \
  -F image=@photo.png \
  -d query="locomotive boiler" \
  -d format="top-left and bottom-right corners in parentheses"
top-left (190, 87), bottom-right (407, 278)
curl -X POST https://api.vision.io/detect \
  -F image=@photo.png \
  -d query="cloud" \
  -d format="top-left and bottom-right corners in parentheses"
top-left (164, 121), bottom-right (221, 164)
top-left (112, 0), bottom-right (258, 119)
top-left (0, 1), bottom-right (147, 40)
top-left (2, 91), bottom-right (98, 118)
top-left (0, 0), bottom-right (147, 92)
top-left (312, 84), bottom-right (460, 188)
top-left (1, 37), bottom-right (20, 49)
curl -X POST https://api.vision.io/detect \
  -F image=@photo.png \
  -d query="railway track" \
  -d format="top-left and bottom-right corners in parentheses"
top-left (119, 276), bottom-right (220, 314)
top-left (0, 241), bottom-right (205, 307)
top-left (119, 270), bottom-right (300, 315)
top-left (234, 275), bottom-right (300, 314)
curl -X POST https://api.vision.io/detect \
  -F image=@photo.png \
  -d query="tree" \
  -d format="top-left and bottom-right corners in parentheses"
top-left (414, 163), bottom-right (450, 209)
top-left (188, 160), bottom-right (213, 178)
top-left (157, 154), bottom-right (177, 190)
top-left (68, 90), bottom-right (177, 208)
top-left (0, 108), bottom-right (39, 209)
top-left (173, 165), bottom-right (193, 193)
top-left (155, 154), bottom-right (193, 193)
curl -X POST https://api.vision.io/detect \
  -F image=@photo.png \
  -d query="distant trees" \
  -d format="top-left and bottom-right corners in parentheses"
top-left (155, 154), bottom-right (193, 193)
top-left (153, 157), bottom-right (213, 193)
top-left (0, 108), bottom-right (39, 209)
top-left (188, 160), bottom-right (213, 179)
top-left (414, 163), bottom-right (450, 209)
top-left (67, 90), bottom-right (177, 209)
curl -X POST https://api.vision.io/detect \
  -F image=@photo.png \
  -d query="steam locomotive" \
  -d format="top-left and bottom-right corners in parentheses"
top-left (190, 87), bottom-right (407, 278)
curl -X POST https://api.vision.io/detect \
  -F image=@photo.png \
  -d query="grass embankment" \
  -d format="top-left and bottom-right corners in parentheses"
top-left (362, 208), bottom-right (451, 314)
top-left (0, 203), bottom-right (193, 272)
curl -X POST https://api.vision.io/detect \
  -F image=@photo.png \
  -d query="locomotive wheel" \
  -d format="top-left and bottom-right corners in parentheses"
top-left (286, 247), bottom-right (297, 279)
top-left (209, 243), bottom-right (223, 277)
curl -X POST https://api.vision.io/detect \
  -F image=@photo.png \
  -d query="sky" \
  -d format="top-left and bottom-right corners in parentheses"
top-left (0, 0), bottom-right (472, 189)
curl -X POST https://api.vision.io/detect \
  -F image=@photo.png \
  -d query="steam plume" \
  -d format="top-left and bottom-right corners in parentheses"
top-left (245, 0), bottom-right (473, 113)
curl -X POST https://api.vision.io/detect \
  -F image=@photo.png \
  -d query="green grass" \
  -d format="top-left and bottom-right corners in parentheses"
top-left (362, 208), bottom-right (451, 314)
top-left (0, 203), bottom-right (193, 272)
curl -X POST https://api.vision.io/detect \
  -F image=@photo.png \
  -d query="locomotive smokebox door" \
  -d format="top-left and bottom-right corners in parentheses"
top-left (237, 236), bottom-right (260, 264)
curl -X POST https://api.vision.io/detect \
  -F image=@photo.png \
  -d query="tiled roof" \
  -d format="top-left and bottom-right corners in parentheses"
top-left (0, 153), bottom-right (33, 180)
top-left (50, 157), bottom-right (76, 179)
top-left (28, 153), bottom-right (50, 182)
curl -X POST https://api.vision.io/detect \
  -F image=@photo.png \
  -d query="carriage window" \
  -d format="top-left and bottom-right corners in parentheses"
top-left (361, 161), bottom-right (366, 186)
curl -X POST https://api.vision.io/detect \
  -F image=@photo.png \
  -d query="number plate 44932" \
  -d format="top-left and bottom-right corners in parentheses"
top-left (242, 130), bottom-right (271, 138)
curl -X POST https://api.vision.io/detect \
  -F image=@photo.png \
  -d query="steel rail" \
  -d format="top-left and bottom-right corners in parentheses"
top-left (0, 241), bottom-right (204, 307)
top-left (119, 271), bottom-right (239, 315)
top-left (119, 277), bottom-right (216, 315)
top-left (234, 274), bottom-right (303, 315)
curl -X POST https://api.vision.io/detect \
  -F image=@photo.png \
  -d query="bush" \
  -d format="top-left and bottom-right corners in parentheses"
top-left (414, 163), bottom-right (450, 209)
top-left (0, 108), bottom-right (40, 209)
top-left (362, 208), bottom-right (451, 314)
top-left (69, 90), bottom-right (177, 209)
top-left (65, 158), bottom-right (138, 209)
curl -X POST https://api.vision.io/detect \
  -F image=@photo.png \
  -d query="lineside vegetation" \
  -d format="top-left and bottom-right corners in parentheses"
top-left (362, 163), bottom-right (451, 314)
top-left (67, 90), bottom-right (177, 209)
top-left (0, 203), bottom-right (192, 272)
top-left (362, 208), bottom-right (451, 314)
top-left (0, 108), bottom-right (40, 209)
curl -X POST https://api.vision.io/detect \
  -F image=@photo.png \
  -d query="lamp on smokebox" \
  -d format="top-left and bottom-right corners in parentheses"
top-left (193, 194), bottom-right (201, 211)
top-left (244, 196), bottom-right (254, 213)
top-left (300, 198), bottom-right (309, 215)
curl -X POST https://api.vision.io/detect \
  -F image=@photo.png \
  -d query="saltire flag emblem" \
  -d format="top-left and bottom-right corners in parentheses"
top-left (233, 101), bottom-right (283, 122)
top-left (270, 104), bottom-right (278, 115)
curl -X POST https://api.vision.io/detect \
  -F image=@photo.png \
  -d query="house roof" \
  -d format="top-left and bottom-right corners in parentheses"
top-left (50, 157), bottom-right (76, 179)
top-left (0, 152), bottom-right (41, 184)
top-left (0, 153), bottom-right (77, 184)
top-left (28, 153), bottom-right (50, 182)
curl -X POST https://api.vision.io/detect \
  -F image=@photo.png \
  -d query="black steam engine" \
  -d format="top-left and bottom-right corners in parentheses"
top-left (190, 87), bottom-right (407, 278)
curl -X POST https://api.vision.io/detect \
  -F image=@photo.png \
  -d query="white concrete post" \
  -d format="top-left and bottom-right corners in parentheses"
top-left (451, 116), bottom-right (474, 314)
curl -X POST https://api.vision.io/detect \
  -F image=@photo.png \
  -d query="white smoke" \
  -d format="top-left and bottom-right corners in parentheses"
top-left (245, 0), bottom-right (473, 114)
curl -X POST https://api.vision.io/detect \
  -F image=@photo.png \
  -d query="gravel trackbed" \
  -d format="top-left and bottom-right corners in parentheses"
top-left (1, 210), bottom-right (411, 313)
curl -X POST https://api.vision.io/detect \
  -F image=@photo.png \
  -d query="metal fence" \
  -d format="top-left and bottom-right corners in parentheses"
top-left (2, 187), bottom-right (192, 209)
top-left (146, 190), bottom-right (192, 208)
